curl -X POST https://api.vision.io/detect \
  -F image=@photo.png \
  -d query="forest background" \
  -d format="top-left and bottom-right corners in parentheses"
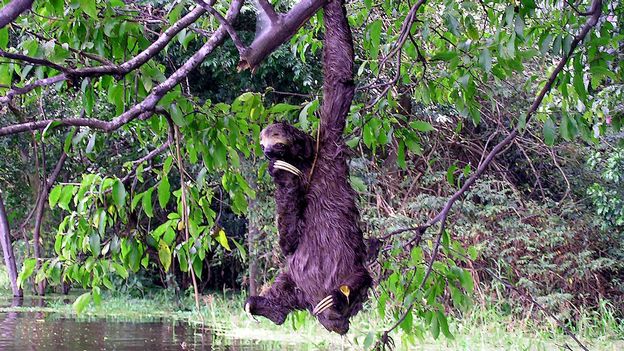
top-left (0, 0), bottom-right (622, 349)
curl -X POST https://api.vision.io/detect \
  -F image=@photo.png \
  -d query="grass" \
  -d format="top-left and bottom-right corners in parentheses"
top-left (2, 288), bottom-right (621, 350)
top-left (0, 265), bottom-right (9, 291)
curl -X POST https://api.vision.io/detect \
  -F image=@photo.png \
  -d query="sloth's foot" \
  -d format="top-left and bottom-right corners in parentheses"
top-left (312, 286), bottom-right (350, 316)
top-left (244, 296), bottom-right (288, 325)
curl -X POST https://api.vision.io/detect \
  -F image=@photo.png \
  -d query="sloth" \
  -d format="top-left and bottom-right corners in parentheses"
top-left (244, 122), bottom-right (372, 334)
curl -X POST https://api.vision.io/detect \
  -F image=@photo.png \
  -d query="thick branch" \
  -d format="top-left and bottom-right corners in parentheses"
top-left (0, 0), bottom-right (244, 136)
top-left (238, 0), bottom-right (327, 71)
top-left (0, 0), bottom-right (33, 29)
top-left (257, 0), bottom-right (279, 23)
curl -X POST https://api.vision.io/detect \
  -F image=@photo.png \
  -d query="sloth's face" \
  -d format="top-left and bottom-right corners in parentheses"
top-left (260, 123), bottom-right (291, 159)
top-left (260, 123), bottom-right (314, 162)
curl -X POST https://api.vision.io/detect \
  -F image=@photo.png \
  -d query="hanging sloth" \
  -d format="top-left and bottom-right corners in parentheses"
top-left (243, 0), bottom-right (370, 335)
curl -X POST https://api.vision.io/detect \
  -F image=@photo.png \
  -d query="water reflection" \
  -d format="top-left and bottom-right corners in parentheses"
top-left (0, 296), bottom-right (284, 351)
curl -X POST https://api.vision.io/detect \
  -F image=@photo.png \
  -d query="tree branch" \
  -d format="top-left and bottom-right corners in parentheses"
top-left (195, 0), bottom-right (246, 54)
top-left (238, 0), bottom-right (328, 71)
top-left (0, 5), bottom-right (208, 104)
top-left (0, 0), bottom-right (33, 29)
top-left (121, 112), bottom-right (175, 184)
top-left (383, 0), bottom-right (603, 242)
top-left (377, 0), bottom-right (603, 346)
top-left (0, 0), bottom-right (244, 136)
top-left (0, 49), bottom-right (71, 73)
top-left (32, 147), bottom-right (68, 295)
top-left (257, 0), bottom-right (279, 23)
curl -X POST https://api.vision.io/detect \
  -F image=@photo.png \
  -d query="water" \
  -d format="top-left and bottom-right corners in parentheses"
top-left (0, 296), bottom-right (277, 351)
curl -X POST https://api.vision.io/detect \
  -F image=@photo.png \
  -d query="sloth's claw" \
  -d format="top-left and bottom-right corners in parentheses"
top-left (274, 160), bottom-right (303, 177)
top-left (313, 295), bottom-right (334, 316)
top-left (244, 302), bottom-right (259, 322)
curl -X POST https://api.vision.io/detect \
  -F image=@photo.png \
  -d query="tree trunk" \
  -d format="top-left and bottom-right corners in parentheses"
top-left (244, 165), bottom-right (260, 296)
top-left (31, 151), bottom-right (67, 295)
top-left (32, 194), bottom-right (46, 295)
top-left (0, 190), bottom-right (23, 297)
top-left (248, 197), bottom-right (259, 296)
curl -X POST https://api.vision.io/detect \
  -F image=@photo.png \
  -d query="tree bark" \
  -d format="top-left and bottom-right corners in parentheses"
top-left (0, 190), bottom-right (23, 297)
top-left (31, 151), bottom-right (67, 295)
top-left (0, 0), bottom-right (33, 29)
top-left (248, 197), bottom-right (260, 296)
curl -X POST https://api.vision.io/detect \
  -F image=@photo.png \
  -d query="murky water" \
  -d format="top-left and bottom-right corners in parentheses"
top-left (0, 296), bottom-right (278, 351)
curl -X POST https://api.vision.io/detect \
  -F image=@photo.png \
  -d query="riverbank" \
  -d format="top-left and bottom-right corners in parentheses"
top-left (1, 289), bottom-right (621, 350)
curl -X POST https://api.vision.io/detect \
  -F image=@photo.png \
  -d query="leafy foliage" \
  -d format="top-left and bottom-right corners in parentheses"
top-left (0, 0), bottom-right (622, 347)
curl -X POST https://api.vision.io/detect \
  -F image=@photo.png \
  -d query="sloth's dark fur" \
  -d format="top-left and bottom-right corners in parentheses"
top-left (244, 0), bottom-right (371, 335)
top-left (246, 120), bottom-right (372, 334)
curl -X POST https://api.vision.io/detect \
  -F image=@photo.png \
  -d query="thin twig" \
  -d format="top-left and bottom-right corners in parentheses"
top-left (195, 0), bottom-right (246, 54)
top-left (174, 124), bottom-right (201, 311)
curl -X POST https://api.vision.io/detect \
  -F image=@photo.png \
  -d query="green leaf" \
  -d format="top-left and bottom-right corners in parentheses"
top-left (479, 48), bottom-right (492, 73)
top-left (163, 156), bottom-right (174, 175)
top-left (363, 123), bottom-right (374, 148)
top-left (560, 115), bottom-right (577, 141)
top-left (92, 286), bottom-right (102, 305)
top-left (231, 238), bottom-right (247, 262)
top-left (112, 180), bottom-right (126, 207)
top-left (368, 19), bottom-right (382, 59)
top-left (50, 0), bottom-right (64, 15)
top-left (410, 247), bottom-right (423, 266)
top-left (83, 83), bottom-right (94, 116)
top-left (158, 176), bottom-right (171, 209)
top-left (400, 309), bottom-right (413, 333)
top-left (397, 141), bottom-right (406, 169)
top-left (430, 311), bottom-right (440, 339)
top-left (170, 103), bottom-right (187, 126)
top-left (58, 185), bottom-right (75, 211)
top-left (543, 118), bottom-right (556, 146)
top-left (163, 227), bottom-right (176, 246)
top-left (0, 28), bottom-right (8, 49)
top-left (216, 229), bottom-right (231, 251)
top-left (79, 0), bottom-right (98, 19)
top-left (178, 247), bottom-right (189, 272)
top-left (49, 185), bottom-right (63, 208)
top-left (540, 34), bottom-right (553, 54)
top-left (158, 240), bottom-right (172, 272)
top-left (349, 176), bottom-right (367, 192)
top-left (131, 192), bottom-right (144, 212)
top-left (410, 120), bottom-right (435, 132)
top-left (142, 188), bottom-right (154, 217)
top-left (468, 246), bottom-right (478, 260)
top-left (89, 233), bottom-right (101, 257)
top-left (73, 292), bottom-right (92, 314)
top-left (437, 311), bottom-right (453, 339)
top-left (17, 258), bottom-right (37, 288)
top-left (269, 103), bottom-right (300, 113)
top-left (446, 165), bottom-right (458, 186)
top-left (112, 262), bottom-right (129, 279)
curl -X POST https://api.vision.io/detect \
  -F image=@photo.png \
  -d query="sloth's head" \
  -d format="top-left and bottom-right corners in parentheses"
top-left (260, 123), bottom-right (315, 164)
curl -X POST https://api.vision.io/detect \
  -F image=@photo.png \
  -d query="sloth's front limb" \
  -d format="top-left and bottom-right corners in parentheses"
top-left (270, 160), bottom-right (307, 256)
top-left (244, 271), bottom-right (304, 325)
